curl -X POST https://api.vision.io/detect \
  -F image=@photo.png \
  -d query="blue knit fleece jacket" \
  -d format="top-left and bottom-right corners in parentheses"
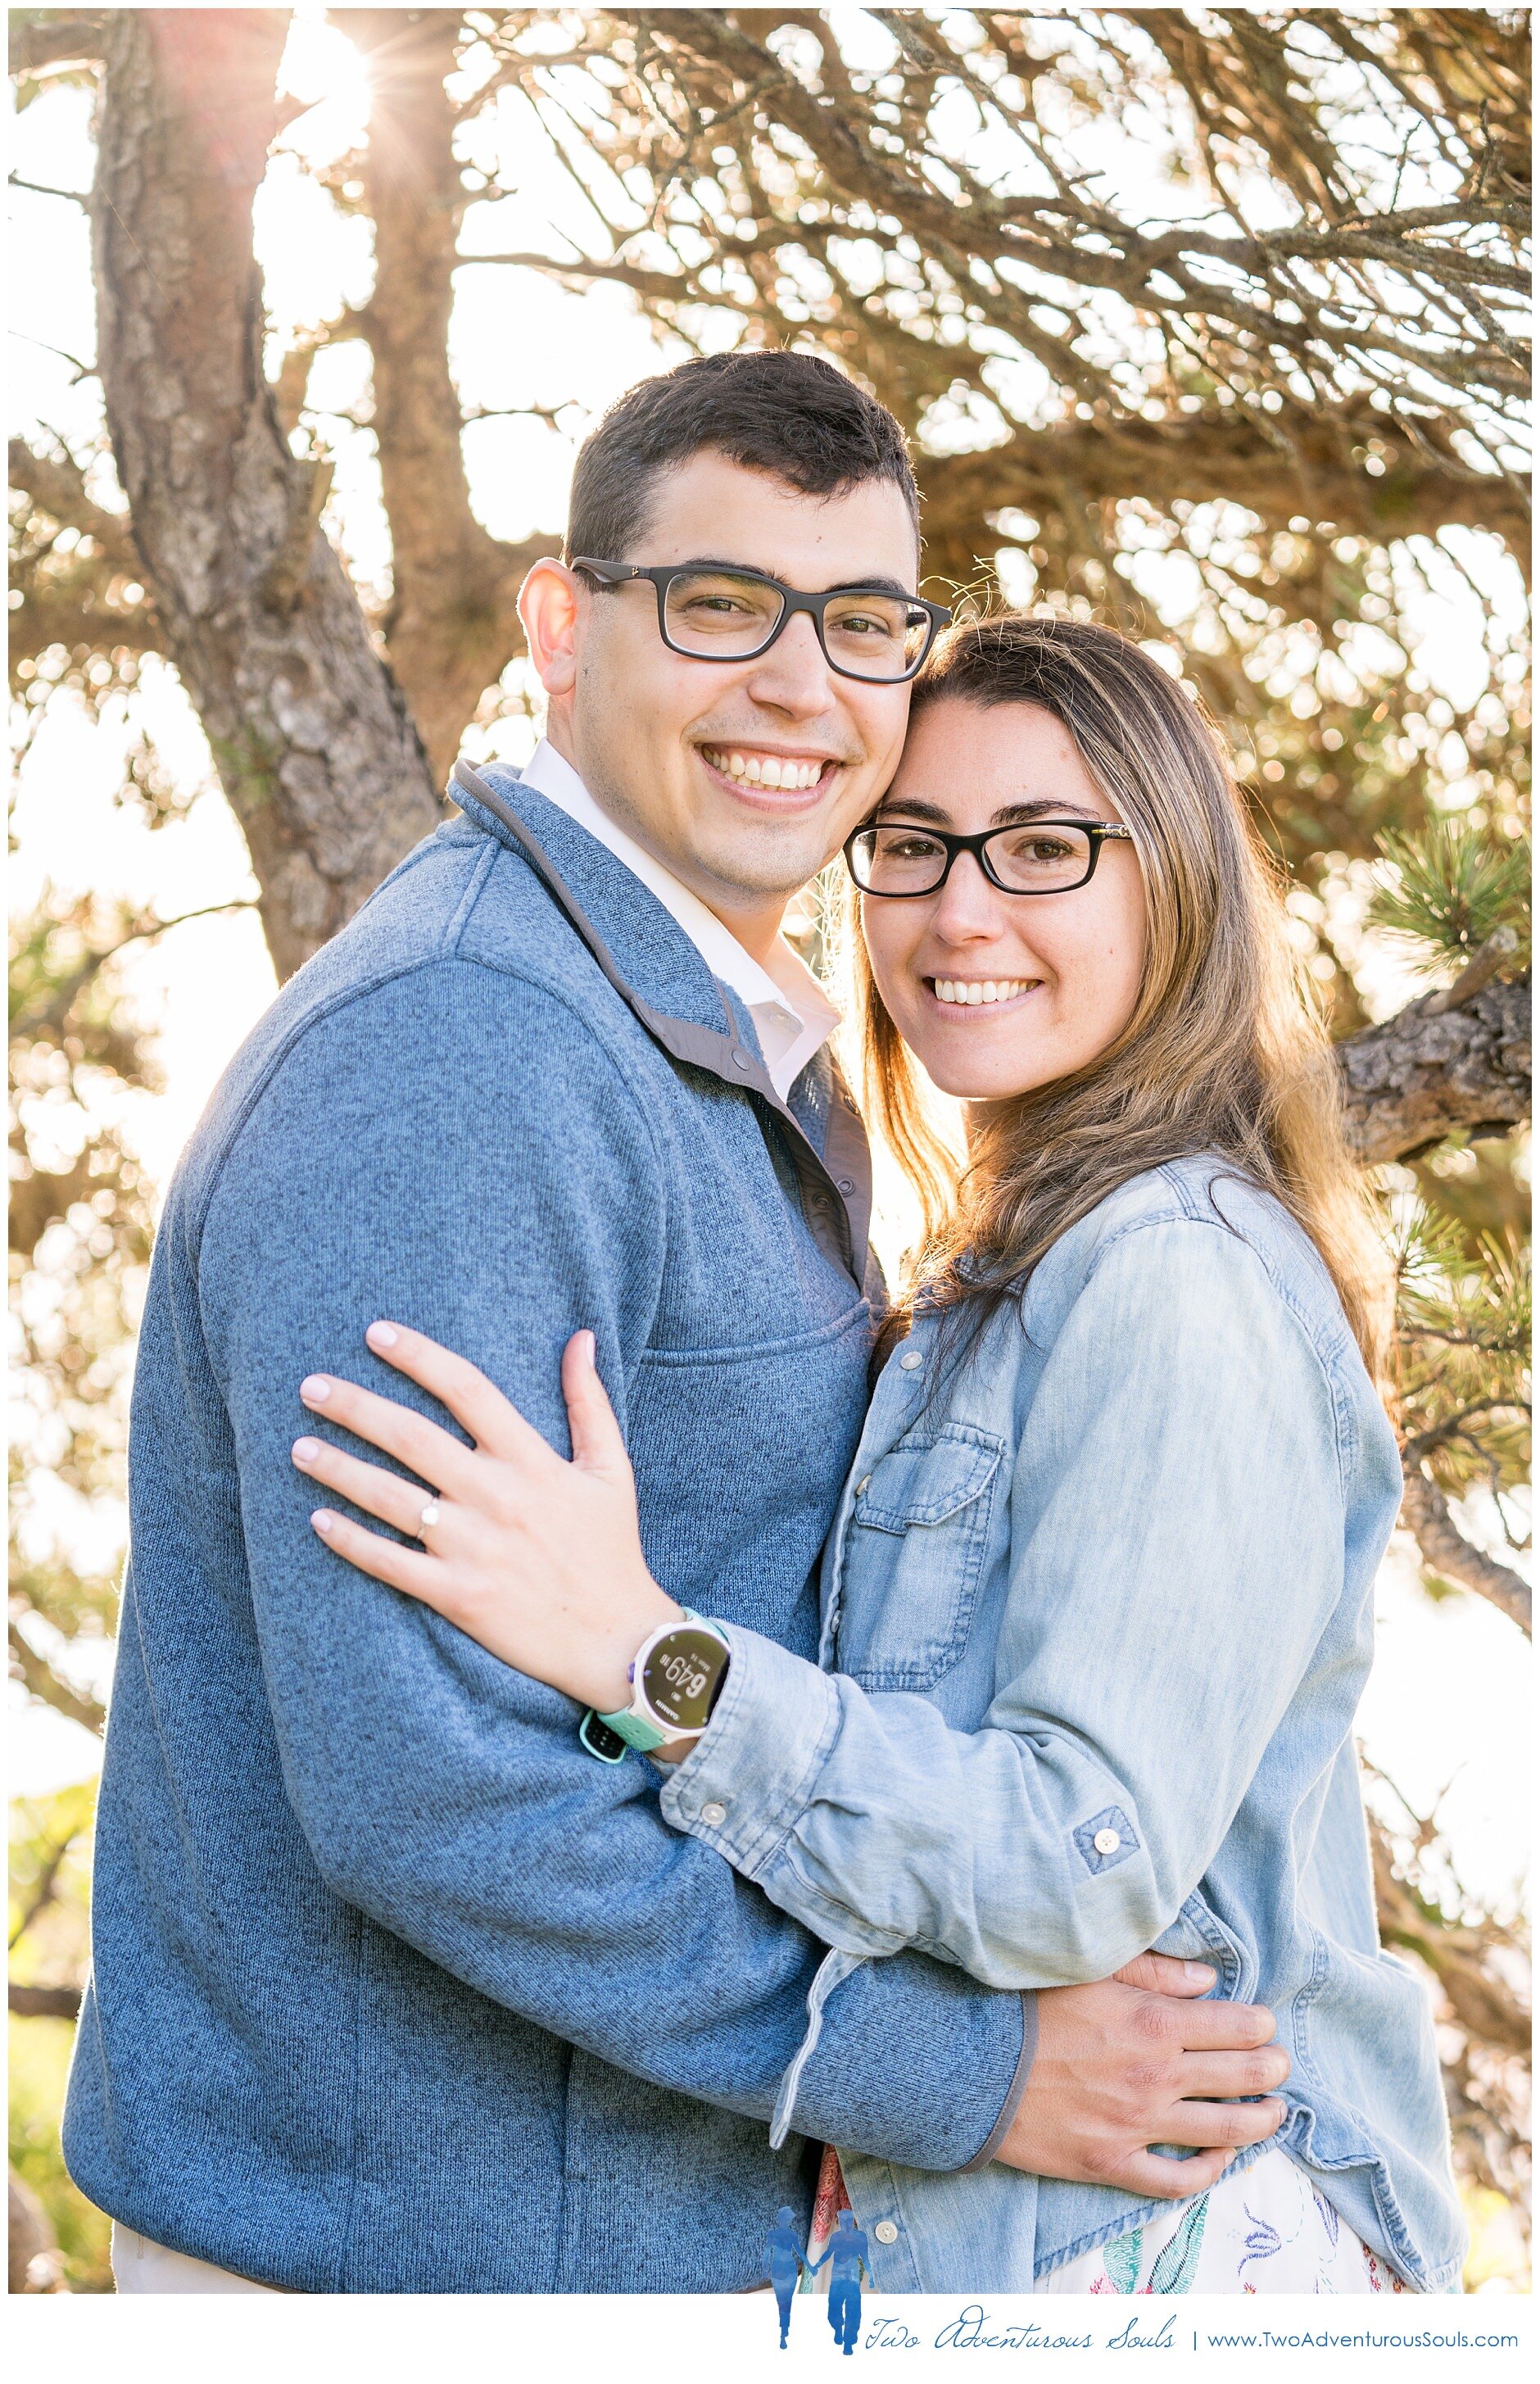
top-left (62, 773), bottom-right (1028, 2293)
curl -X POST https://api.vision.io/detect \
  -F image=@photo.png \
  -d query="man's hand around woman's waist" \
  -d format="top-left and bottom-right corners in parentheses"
top-left (994, 1951), bottom-right (1289, 2198)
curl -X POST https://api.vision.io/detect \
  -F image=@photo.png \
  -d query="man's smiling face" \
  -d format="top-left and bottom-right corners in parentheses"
top-left (521, 451), bottom-right (920, 946)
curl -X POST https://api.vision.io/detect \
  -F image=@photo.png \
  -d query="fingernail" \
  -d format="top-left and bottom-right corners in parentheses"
top-left (292, 1438), bottom-right (320, 1462)
top-left (312, 1511), bottom-right (335, 1534)
top-left (301, 1376), bottom-right (330, 1402)
top-left (578, 1330), bottom-right (596, 1361)
top-left (1184, 1962), bottom-right (1216, 1986)
top-left (367, 1321), bottom-right (397, 1348)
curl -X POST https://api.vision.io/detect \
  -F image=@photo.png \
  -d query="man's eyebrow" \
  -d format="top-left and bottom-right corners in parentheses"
top-left (677, 559), bottom-right (914, 596)
top-left (874, 796), bottom-right (950, 823)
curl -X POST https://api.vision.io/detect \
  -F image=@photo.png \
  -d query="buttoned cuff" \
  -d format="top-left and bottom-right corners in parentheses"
top-left (656, 1623), bottom-right (842, 1877)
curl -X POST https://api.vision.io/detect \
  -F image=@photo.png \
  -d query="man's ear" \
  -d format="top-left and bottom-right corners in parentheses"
top-left (519, 559), bottom-right (583, 705)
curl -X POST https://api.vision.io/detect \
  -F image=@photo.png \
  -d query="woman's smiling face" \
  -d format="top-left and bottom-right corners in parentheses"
top-left (859, 696), bottom-right (1148, 1100)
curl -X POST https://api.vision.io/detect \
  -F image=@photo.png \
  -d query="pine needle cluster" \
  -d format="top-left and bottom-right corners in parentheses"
top-left (1371, 818), bottom-right (1531, 977)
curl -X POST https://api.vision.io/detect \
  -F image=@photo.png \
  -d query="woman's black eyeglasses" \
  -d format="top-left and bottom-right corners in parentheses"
top-left (845, 817), bottom-right (1134, 897)
top-left (573, 558), bottom-right (950, 685)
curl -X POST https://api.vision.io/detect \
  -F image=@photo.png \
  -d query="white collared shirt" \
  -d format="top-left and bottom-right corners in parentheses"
top-left (519, 740), bottom-right (840, 1101)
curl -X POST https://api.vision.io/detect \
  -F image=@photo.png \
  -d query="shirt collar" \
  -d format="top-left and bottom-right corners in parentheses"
top-left (518, 740), bottom-right (840, 1100)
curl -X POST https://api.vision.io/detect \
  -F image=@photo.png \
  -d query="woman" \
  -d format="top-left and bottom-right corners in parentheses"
top-left (289, 616), bottom-right (1463, 2295)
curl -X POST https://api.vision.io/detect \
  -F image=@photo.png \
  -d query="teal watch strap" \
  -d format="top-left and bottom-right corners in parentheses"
top-left (593, 1705), bottom-right (669, 1753)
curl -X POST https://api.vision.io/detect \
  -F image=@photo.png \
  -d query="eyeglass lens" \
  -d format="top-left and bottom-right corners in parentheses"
top-left (661, 569), bottom-right (930, 681)
top-left (852, 822), bottom-right (1098, 893)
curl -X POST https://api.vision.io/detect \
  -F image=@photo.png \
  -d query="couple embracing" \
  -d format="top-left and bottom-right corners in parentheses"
top-left (69, 351), bottom-right (1462, 2298)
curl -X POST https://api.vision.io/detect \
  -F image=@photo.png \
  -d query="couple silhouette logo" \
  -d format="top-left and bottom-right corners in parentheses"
top-left (764, 2205), bottom-right (870, 2353)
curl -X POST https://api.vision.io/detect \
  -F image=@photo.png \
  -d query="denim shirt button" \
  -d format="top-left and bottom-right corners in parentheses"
top-left (899, 1350), bottom-right (923, 1371)
top-left (855, 1475), bottom-right (872, 1495)
top-left (700, 1802), bottom-right (727, 1826)
top-left (873, 2220), bottom-right (899, 2243)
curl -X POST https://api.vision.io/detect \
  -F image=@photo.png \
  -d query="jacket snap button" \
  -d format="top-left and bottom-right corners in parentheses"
top-left (874, 2220), bottom-right (899, 2243)
top-left (836, 1176), bottom-right (854, 1195)
top-left (1094, 1829), bottom-right (1122, 1856)
top-left (731, 1048), bottom-right (752, 1071)
top-left (700, 1802), bottom-right (727, 1826)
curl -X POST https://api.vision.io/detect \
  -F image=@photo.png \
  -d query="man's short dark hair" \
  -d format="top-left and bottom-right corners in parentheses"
top-left (564, 350), bottom-right (919, 563)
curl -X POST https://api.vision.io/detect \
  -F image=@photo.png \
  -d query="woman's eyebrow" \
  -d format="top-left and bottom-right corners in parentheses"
top-left (991, 798), bottom-right (1104, 824)
top-left (874, 796), bottom-right (1107, 824)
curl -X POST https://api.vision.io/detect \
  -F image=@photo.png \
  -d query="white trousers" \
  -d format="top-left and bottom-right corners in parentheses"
top-left (111, 2223), bottom-right (281, 2295)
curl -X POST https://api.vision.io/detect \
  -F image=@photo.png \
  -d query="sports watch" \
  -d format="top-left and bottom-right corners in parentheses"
top-left (578, 1610), bottom-right (732, 1763)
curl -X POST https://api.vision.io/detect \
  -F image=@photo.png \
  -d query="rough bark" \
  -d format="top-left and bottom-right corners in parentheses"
top-left (1335, 976), bottom-right (1531, 1164)
top-left (1400, 1464), bottom-right (1532, 1635)
top-left (92, 10), bottom-right (441, 981)
top-left (334, 9), bottom-right (552, 788)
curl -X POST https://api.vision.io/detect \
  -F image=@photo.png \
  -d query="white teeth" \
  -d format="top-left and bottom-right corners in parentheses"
top-left (933, 978), bottom-right (1034, 1007)
top-left (704, 748), bottom-right (824, 791)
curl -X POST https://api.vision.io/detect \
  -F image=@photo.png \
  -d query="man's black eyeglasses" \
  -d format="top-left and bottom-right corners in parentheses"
top-left (573, 558), bottom-right (950, 685)
top-left (845, 817), bottom-right (1135, 897)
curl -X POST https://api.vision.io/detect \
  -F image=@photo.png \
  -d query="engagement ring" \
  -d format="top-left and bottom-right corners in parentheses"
top-left (419, 1499), bottom-right (442, 1534)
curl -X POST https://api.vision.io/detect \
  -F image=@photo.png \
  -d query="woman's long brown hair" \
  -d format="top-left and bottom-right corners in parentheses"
top-left (849, 614), bottom-right (1389, 1372)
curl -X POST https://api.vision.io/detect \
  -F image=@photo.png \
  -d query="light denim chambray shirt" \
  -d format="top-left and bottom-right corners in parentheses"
top-left (661, 1158), bottom-right (1466, 2293)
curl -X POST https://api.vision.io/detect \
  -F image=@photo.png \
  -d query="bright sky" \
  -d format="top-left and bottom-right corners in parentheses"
top-left (8, 12), bottom-right (1530, 1913)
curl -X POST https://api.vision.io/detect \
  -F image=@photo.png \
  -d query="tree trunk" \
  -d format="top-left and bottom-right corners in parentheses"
top-left (92, 9), bottom-right (441, 981)
top-left (337, 9), bottom-right (550, 789)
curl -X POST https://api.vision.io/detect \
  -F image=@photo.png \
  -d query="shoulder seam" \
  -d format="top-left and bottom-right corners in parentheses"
top-left (1083, 1210), bottom-right (1357, 1491)
top-left (186, 950), bottom-right (670, 1266)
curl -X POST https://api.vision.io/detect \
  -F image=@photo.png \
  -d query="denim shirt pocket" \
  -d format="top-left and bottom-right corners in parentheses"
top-left (832, 1423), bottom-right (1005, 1692)
top-left (1156, 1891), bottom-right (1260, 2007)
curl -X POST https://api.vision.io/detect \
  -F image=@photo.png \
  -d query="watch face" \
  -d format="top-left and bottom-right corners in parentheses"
top-left (641, 1625), bottom-right (728, 1734)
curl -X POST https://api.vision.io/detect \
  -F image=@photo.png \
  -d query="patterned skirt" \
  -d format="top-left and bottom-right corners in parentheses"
top-left (1039, 2146), bottom-right (1412, 2295)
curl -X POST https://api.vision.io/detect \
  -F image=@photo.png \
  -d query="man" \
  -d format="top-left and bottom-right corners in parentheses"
top-left (67, 351), bottom-right (1289, 2294)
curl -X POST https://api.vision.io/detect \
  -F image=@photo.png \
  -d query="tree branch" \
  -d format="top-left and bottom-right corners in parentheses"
top-left (9, 437), bottom-right (140, 573)
top-left (7, 1983), bottom-right (84, 2022)
top-left (7, 1620), bottom-right (106, 1735)
top-left (1335, 975), bottom-right (1530, 1163)
top-left (329, 10), bottom-right (559, 784)
top-left (8, 11), bottom-right (108, 78)
top-left (1369, 1806), bottom-right (1530, 2056)
top-left (1400, 1462), bottom-right (1532, 1635)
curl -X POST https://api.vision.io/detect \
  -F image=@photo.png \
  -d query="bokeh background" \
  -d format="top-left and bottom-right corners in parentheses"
top-left (8, 6), bottom-right (1531, 2293)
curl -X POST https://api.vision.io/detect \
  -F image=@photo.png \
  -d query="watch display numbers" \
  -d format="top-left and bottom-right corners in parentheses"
top-left (642, 1625), bottom-right (727, 1732)
top-left (659, 1652), bottom-right (709, 1699)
